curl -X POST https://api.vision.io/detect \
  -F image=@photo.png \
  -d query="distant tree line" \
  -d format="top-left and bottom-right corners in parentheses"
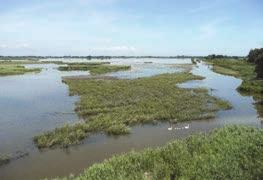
top-left (0, 55), bottom-right (206, 60)
top-left (0, 56), bottom-right (43, 60)
top-left (248, 48), bottom-right (263, 79)
top-left (206, 54), bottom-right (243, 59)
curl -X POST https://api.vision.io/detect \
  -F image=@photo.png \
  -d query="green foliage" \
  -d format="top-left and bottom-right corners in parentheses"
top-left (255, 53), bottom-right (263, 79)
top-left (248, 48), bottom-right (263, 79)
top-left (238, 80), bottom-right (263, 94)
top-left (34, 72), bottom-right (231, 148)
top-left (248, 48), bottom-right (263, 63)
top-left (58, 126), bottom-right (263, 180)
top-left (0, 64), bottom-right (41, 76)
top-left (206, 54), bottom-right (242, 59)
top-left (205, 58), bottom-right (263, 94)
top-left (212, 65), bottom-right (239, 76)
top-left (206, 58), bottom-right (254, 78)
top-left (58, 63), bottom-right (130, 75)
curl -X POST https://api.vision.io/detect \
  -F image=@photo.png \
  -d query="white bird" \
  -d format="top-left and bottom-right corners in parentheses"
top-left (168, 127), bottom-right (173, 131)
top-left (184, 124), bottom-right (190, 129)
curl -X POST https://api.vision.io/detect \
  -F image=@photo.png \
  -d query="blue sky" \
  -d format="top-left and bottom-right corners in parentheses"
top-left (0, 0), bottom-right (262, 56)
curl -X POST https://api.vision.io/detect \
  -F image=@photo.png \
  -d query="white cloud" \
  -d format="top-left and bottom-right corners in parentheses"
top-left (0, 43), bottom-right (30, 49)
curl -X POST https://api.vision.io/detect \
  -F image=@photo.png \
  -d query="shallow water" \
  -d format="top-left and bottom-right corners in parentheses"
top-left (0, 59), bottom-right (261, 180)
top-left (0, 64), bottom-right (89, 155)
top-left (180, 62), bottom-right (261, 126)
top-left (107, 63), bottom-right (187, 79)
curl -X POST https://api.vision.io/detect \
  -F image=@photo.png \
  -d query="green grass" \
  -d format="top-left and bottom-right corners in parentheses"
top-left (58, 62), bottom-right (130, 75)
top-left (34, 72), bottom-right (231, 148)
top-left (0, 64), bottom-right (41, 76)
top-left (0, 60), bottom-right (39, 64)
top-left (56, 125), bottom-right (263, 180)
top-left (205, 58), bottom-right (263, 94)
top-left (212, 65), bottom-right (239, 76)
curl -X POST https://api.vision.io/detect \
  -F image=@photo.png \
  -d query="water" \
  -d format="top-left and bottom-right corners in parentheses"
top-left (179, 62), bottom-right (261, 127)
top-left (0, 59), bottom-right (261, 180)
top-left (0, 64), bottom-right (88, 154)
top-left (107, 63), bottom-right (192, 79)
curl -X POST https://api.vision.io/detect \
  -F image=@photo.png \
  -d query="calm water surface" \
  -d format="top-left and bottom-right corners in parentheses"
top-left (0, 59), bottom-right (261, 180)
top-left (0, 64), bottom-right (89, 155)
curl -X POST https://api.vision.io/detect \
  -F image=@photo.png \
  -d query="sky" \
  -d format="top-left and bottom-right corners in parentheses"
top-left (0, 0), bottom-right (262, 56)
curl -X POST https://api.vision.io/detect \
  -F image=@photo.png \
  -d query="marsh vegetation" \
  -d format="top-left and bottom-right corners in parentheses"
top-left (58, 62), bottom-right (131, 75)
top-left (61, 126), bottom-right (263, 180)
top-left (0, 57), bottom-right (261, 179)
top-left (206, 59), bottom-right (263, 93)
top-left (0, 63), bottom-right (41, 76)
top-left (34, 72), bottom-right (231, 148)
top-left (0, 60), bottom-right (69, 76)
top-left (205, 58), bottom-right (262, 94)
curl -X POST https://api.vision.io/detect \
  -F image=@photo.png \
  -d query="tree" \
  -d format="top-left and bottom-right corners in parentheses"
top-left (255, 53), bottom-right (263, 79)
top-left (247, 48), bottom-right (263, 79)
top-left (207, 54), bottom-right (225, 59)
top-left (248, 48), bottom-right (263, 63)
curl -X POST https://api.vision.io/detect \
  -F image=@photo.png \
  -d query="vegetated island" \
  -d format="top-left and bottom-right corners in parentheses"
top-left (0, 59), bottom-right (70, 76)
top-left (0, 60), bottom-right (131, 76)
top-left (57, 62), bottom-right (131, 75)
top-left (0, 61), bottom-right (41, 76)
top-left (34, 71), bottom-right (231, 148)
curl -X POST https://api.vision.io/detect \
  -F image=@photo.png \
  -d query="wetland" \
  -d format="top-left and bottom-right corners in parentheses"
top-left (0, 58), bottom-right (262, 179)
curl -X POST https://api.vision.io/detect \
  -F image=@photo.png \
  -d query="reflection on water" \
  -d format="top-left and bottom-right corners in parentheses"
top-left (0, 60), bottom-right (261, 180)
top-left (107, 63), bottom-right (185, 79)
top-left (0, 64), bottom-right (88, 154)
top-left (42, 57), bottom-right (190, 65)
top-left (179, 62), bottom-right (261, 126)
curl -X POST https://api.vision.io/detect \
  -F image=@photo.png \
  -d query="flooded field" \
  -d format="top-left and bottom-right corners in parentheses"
top-left (0, 59), bottom-right (261, 180)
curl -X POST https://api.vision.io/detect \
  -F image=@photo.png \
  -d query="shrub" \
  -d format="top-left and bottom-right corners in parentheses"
top-left (248, 48), bottom-right (263, 79)
top-left (255, 53), bottom-right (263, 79)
